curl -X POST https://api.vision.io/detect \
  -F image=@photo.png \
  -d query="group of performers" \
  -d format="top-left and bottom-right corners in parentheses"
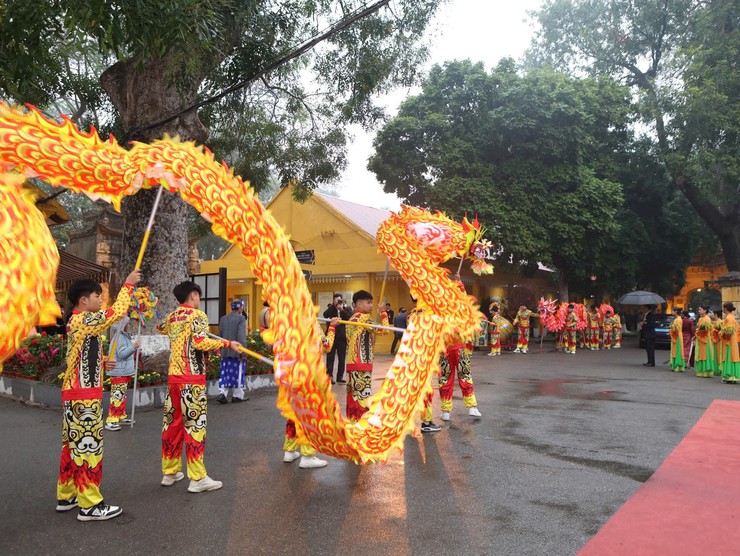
top-left (484, 301), bottom-right (623, 356)
top-left (55, 273), bottom-right (485, 522)
top-left (56, 273), bottom-right (241, 522)
top-left (669, 302), bottom-right (740, 383)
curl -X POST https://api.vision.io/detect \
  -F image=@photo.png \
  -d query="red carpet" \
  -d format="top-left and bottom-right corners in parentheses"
top-left (579, 400), bottom-right (740, 555)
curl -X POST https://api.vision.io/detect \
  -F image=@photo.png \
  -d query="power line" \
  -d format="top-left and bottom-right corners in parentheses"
top-left (123, 0), bottom-right (392, 142)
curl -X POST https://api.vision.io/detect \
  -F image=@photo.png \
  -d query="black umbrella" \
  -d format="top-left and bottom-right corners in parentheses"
top-left (616, 291), bottom-right (666, 305)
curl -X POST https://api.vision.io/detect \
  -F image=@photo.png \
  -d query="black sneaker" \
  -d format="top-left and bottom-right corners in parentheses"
top-left (217, 394), bottom-right (228, 404)
top-left (56, 497), bottom-right (78, 512)
top-left (231, 396), bottom-right (248, 403)
top-left (77, 502), bottom-right (122, 522)
top-left (336, 379), bottom-right (347, 384)
top-left (421, 421), bottom-right (441, 433)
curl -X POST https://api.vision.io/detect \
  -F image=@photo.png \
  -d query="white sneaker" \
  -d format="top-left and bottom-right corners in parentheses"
top-left (161, 471), bottom-right (185, 486)
top-left (283, 450), bottom-right (301, 463)
top-left (119, 418), bottom-right (135, 425)
top-left (440, 411), bottom-right (451, 421)
top-left (514, 348), bottom-right (521, 353)
top-left (187, 476), bottom-right (223, 493)
top-left (77, 502), bottom-right (122, 522)
top-left (487, 353), bottom-right (495, 357)
top-left (468, 407), bottom-right (482, 417)
top-left (522, 349), bottom-right (528, 354)
top-left (104, 422), bottom-right (121, 431)
top-left (299, 456), bottom-right (328, 469)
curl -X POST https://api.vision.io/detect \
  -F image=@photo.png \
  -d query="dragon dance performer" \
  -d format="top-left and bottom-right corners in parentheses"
top-left (487, 303), bottom-right (503, 356)
top-left (439, 276), bottom-right (481, 420)
top-left (669, 308), bottom-right (686, 372)
top-left (602, 310), bottom-right (614, 350)
top-left (56, 269), bottom-right (140, 522)
top-left (104, 317), bottom-right (140, 430)
top-left (345, 290), bottom-right (389, 422)
top-left (158, 281), bottom-right (240, 493)
top-left (694, 306), bottom-right (716, 378)
top-left (513, 304), bottom-right (539, 354)
top-left (612, 309), bottom-right (622, 348)
top-left (283, 317), bottom-right (339, 469)
top-left (587, 306), bottom-right (601, 350)
top-left (563, 304), bottom-right (578, 355)
top-left (720, 302), bottom-right (740, 384)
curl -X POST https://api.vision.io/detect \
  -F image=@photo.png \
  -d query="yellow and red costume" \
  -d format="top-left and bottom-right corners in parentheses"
top-left (488, 305), bottom-right (503, 356)
top-left (57, 283), bottom-right (134, 509)
top-left (513, 308), bottom-right (538, 352)
top-left (587, 309), bottom-right (601, 350)
top-left (157, 305), bottom-right (228, 480)
top-left (564, 311), bottom-right (578, 354)
top-left (345, 310), bottom-right (388, 422)
top-left (283, 323), bottom-right (336, 456)
top-left (612, 313), bottom-right (622, 348)
top-left (602, 316), bottom-right (614, 349)
top-left (439, 341), bottom-right (477, 411)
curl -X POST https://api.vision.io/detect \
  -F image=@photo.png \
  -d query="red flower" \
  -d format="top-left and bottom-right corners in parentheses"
top-left (31, 339), bottom-right (40, 344)
top-left (41, 332), bottom-right (47, 337)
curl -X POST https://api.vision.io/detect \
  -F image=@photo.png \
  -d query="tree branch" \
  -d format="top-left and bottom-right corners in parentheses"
top-left (121, 0), bottom-right (392, 142)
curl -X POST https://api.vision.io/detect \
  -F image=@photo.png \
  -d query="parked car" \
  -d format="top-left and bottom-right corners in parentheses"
top-left (639, 314), bottom-right (675, 348)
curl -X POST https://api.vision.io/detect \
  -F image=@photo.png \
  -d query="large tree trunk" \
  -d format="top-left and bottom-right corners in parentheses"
top-left (101, 56), bottom-right (210, 321)
top-left (674, 175), bottom-right (740, 271)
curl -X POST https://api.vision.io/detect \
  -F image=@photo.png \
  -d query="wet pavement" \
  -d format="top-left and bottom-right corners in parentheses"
top-left (1, 338), bottom-right (737, 555)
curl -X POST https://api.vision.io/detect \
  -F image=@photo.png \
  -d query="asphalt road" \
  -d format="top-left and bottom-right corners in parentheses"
top-left (1, 338), bottom-right (737, 555)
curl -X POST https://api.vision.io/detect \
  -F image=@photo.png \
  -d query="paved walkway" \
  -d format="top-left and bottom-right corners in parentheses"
top-left (1, 339), bottom-right (738, 555)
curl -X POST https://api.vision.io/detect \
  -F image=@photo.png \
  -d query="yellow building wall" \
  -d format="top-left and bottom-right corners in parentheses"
top-left (670, 262), bottom-right (727, 311)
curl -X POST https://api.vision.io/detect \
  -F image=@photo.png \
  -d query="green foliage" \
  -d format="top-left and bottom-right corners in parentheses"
top-left (0, 0), bottom-right (445, 198)
top-left (530, 0), bottom-right (740, 270)
top-left (369, 60), bottom-right (630, 294)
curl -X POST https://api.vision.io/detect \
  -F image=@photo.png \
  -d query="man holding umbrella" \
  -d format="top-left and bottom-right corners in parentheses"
top-left (641, 305), bottom-right (657, 367)
top-left (616, 291), bottom-right (666, 367)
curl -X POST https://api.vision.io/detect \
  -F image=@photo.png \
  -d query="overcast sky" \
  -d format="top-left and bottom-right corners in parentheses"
top-left (333, 0), bottom-right (543, 209)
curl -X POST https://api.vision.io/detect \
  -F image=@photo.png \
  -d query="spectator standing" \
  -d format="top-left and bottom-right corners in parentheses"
top-left (323, 293), bottom-right (351, 384)
top-left (642, 305), bottom-right (656, 367)
top-left (217, 300), bottom-right (249, 404)
top-left (385, 303), bottom-right (394, 324)
top-left (258, 302), bottom-right (270, 331)
top-left (390, 308), bottom-right (407, 355)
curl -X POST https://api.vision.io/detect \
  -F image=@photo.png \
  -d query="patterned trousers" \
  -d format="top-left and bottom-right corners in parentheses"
top-left (57, 398), bottom-right (105, 509)
top-left (589, 327), bottom-right (600, 349)
top-left (564, 329), bottom-right (577, 352)
top-left (489, 332), bottom-right (501, 355)
top-left (106, 377), bottom-right (130, 424)
top-left (346, 369), bottom-right (372, 422)
top-left (283, 419), bottom-right (316, 457)
top-left (439, 348), bottom-right (477, 411)
top-left (517, 326), bottom-right (530, 350)
top-left (162, 383), bottom-right (208, 480)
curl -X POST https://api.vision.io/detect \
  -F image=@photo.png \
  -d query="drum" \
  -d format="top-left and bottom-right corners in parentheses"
top-left (497, 319), bottom-right (514, 347)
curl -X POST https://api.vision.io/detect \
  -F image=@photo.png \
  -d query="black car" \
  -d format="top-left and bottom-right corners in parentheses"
top-left (639, 314), bottom-right (675, 348)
